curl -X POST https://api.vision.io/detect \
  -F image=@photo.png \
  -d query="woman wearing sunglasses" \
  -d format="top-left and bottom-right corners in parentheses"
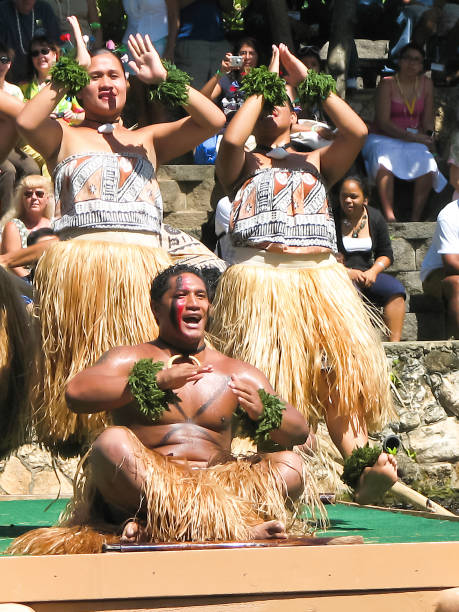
top-left (21, 36), bottom-right (84, 123)
top-left (0, 174), bottom-right (53, 277)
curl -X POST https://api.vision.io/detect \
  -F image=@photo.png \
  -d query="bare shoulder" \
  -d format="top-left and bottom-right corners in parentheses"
top-left (93, 343), bottom-right (159, 370)
top-left (211, 350), bottom-right (272, 388)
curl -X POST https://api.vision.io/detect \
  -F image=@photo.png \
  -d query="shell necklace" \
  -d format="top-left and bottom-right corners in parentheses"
top-left (15, 8), bottom-right (35, 55)
top-left (343, 210), bottom-right (368, 238)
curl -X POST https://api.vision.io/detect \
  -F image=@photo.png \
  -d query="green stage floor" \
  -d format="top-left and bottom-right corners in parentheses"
top-left (0, 499), bottom-right (458, 553)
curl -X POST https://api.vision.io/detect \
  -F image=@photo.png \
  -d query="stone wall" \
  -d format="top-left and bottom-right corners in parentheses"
top-left (2, 342), bottom-right (458, 510)
top-left (380, 341), bottom-right (459, 509)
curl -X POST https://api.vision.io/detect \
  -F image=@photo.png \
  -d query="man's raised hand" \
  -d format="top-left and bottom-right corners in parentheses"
top-left (128, 34), bottom-right (168, 84)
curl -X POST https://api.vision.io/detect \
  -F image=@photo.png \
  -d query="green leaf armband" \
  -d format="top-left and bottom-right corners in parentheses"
top-left (235, 389), bottom-right (286, 445)
top-left (49, 56), bottom-right (90, 97)
top-left (148, 60), bottom-right (191, 108)
top-left (297, 70), bottom-right (336, 108)
top-left (341, 444), bottom-right (382, 490)
top-left (128, 358), bottom-right (176, 422)
top-left (241, 66), bottom-right (288, 110)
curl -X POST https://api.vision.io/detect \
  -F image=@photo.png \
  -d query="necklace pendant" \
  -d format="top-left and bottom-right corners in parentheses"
top-left (266, 147), bottom-right (290, 160)
top-left (97, 123), bottom-right (115, 134)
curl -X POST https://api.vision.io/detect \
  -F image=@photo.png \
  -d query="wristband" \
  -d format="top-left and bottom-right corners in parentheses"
top-left (241, 65), bottom-right (288, 110)
top-left (235, 389), bottom-right (286, 444)
top-left (148, 60), bottom-right (191, 107)
top-left (341, 444), bottom-right (382, 490)
top-left (376, 261), bottom-right (385, 269)
top-left (128, 358), bottom-right (177, 422)
top-left (296, 70), bottom-right (336, 107)
top-left (49, 56), bottom-right (90, 97)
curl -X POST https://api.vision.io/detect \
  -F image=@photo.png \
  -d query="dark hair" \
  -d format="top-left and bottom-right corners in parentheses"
top-left (28, 36), bottom-right (59, 78)
top-left (340, 175), bottom-right (370, 199)
top-left (150, 264), bottom-right (210, 303)
top-left (90, 48), bottom-right (127, 74)
top-left (235, 36), bottom-right (261, 58)
top-left (0, 43), bottom-right (12, 59)
top-left (27, 227), bottom-right (56, 247)
top-left (298, 45), bottom-right (321, 65)
top-left (398, 42), bottom-right (425, 73)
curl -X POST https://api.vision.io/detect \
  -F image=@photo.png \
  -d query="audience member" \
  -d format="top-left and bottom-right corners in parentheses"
top-left (201, 36), bottom-right (261, 121)
top-left (335, 175), bottom-right (406, 341)
top-left (46, 0), bottom-right (102, 46)
top-left (20, 34), bottom-right (84, 174)
top-left (175, 0), bottom-right (232, 90)
top-left (448, 128), bottom-right (459, 201)
top-left (0, 174), bottom-right (53, 277)
top-left (21, 35), bottom-right (83, 122)
top-left (0, 0), bottom-right (60, 84)
top-left (362, 43), bottom-right (446, 222)
top-left (421, 198), bottom-right (459, 339)
top-left (0, 43), bottom-right (39, 215)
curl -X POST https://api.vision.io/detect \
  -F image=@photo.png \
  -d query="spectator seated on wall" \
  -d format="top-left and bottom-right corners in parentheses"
top-left (421, 198), bottom-right (459, 339)
top-left (361, 43), bottom-right (446, 222)
top-left (334, 175), bottom-right (406, 342)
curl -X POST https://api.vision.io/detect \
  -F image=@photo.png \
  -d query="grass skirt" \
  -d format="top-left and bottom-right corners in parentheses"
top-left (0, 268), bottom-right (36, 458)
top-left (210, 255), bottom-right (394, 432)
top-left (32, 241), bottom-right (173, 454)
top-left (7, 428), bottom-right (324, 555)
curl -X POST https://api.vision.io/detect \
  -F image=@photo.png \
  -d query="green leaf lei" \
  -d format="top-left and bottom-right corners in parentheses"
top-left (341, 444), bottom-right (382, 490)
top-left (49, 56), bottom-right (90, 97)
top-left (235, 389), bottom-right (286, 445)
top-left (297, 70), bottom-right (336, 107)
top-left (241, 66), bottom-right (288, 110)
top-left (148, 60), bottom-right (191, 107)
top-left (128, 359), bottom-right (177, 422)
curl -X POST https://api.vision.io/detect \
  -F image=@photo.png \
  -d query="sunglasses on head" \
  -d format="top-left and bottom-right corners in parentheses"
top-left (0, 56), bottom-right (11, 64)
top-left (31, 48), bottom-right (51, 57)
top-left (24, 189), bottom-right (46, 198)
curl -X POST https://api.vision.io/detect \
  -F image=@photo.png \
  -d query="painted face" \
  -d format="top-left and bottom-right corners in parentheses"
top-left (31, 44), bottom-right (57, 76)
top-left (339, 180), bottom-right (367, 217)
top-left (79, 54), bottom-right (127, 119)
top-left (155, 273), bottom-right (210, 346)
top-left (22, 185), bottom-right (49, 217)
top-left (238, 44), bottom-right (258, 71)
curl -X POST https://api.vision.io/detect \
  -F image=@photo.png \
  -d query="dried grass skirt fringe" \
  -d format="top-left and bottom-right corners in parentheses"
top-left (32, 241), bottom-right (173, 452)
top-left (0, 267), bottom-right (37, 457)
top-left (7, 429), bottom-right (325, 555)
top-left (210, 259), bottom-right (395, 431)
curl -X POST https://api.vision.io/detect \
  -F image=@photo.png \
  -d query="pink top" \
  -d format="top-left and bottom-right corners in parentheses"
top-left (372, 76), bottom-right (427, 134)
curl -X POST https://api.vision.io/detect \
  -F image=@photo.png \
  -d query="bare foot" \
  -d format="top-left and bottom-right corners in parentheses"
top-left (354, 452), bottom-right (397, 506)
top-left (120, 520), bottom-right (148, 544)
top-left (250, 520), bottom-right (288, 540)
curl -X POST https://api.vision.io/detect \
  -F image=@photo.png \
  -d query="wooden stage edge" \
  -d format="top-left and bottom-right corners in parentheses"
top-left (1, 541), bottom-right (459, 611)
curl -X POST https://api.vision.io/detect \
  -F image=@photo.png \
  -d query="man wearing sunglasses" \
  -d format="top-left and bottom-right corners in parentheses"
top-left (0, 0), bottom-right (60, 84)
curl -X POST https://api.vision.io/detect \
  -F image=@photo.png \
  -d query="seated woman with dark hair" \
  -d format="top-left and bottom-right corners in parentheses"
top-left (361, 42), bottom-right (446, 222)
top-left (335, 175), bottom-right (406, 342)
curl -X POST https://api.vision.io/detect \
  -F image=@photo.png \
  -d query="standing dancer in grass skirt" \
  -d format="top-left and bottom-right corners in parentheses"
top-left (211, 45), bottom-right (397, 503)
top-left (3, 17), bottom-right (226, 454)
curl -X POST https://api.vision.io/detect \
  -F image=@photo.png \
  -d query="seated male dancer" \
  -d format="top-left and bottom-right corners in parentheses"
top-left (62, 263), bottom-right (312, 544)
